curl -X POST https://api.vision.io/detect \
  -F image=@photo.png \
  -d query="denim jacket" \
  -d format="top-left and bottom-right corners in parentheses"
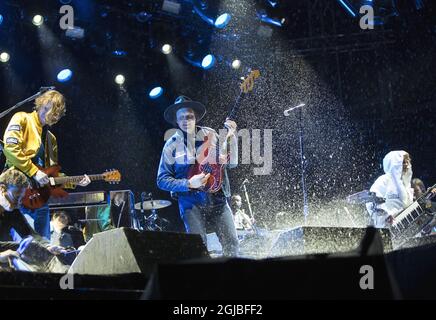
top-left (157, 126), bottom-right (237, 198)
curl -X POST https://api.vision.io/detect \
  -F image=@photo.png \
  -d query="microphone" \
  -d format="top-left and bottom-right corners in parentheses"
top-left (39, 86), bottom-right (55, 93)
top-left (242, 178), bottom-right (249, 185)
top-left (284, 103), bottom-right (306, 116)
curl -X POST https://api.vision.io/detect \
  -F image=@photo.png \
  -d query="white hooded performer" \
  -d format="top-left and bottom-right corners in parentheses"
top-left (366, 150), bottom-right (414, 228)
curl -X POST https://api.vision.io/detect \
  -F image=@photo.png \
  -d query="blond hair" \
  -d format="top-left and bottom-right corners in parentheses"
top-left (34, 90), bottom-right (66, 114)
top-left (0, 168), bottom-right (29, 189)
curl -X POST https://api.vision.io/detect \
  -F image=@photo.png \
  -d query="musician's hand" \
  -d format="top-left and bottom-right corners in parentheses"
top-left (77, 174), bottom-right (91, 187)
top-left (33, 170), bottom-right (50, 186)
top-left (0, 250), bottom-right (20, 263)
top-left (47, 245), bottom-right (65, 255)
top-left (219, 154), bottom-right (229, 164)
top-left (188, 173), bottom-right (210, 189)
top-left (390, 164), bottom-right (403, 181)
top-left (224, 118), bottom-right (237, 136)
top-left (385, 215), bottom-right (394, 225)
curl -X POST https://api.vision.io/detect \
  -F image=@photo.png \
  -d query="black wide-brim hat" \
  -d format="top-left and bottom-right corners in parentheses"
top-left (164, 95), bottom-right (206, 125)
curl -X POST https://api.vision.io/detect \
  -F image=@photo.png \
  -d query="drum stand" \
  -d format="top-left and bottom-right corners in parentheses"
top-left (135, 193), bottom-right (171, 231)
top-left (144, 208), bottom-right (161, 231)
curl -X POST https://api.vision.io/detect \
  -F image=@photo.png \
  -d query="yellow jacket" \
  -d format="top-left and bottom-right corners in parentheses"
top-left (3, 111), bottom-right (58, 177)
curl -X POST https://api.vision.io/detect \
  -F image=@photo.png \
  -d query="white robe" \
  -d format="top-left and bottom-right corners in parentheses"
top-left (366, 150), bottom-right (414, 227)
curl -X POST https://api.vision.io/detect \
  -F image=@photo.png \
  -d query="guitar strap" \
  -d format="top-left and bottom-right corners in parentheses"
top-left (44, 130), bottom-right (58, 167)
top-left (33, 127), bottom-right (48, 168)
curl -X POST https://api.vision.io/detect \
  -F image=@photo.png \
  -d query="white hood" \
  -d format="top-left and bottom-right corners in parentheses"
top-left (383, 150), bottom-right (408, 175)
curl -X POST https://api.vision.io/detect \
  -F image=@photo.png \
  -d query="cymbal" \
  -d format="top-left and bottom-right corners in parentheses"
top-left (134, 200), bottom-right (172, 210)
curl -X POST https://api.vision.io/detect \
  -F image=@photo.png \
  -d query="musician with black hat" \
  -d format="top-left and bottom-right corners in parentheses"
top-left (157, 96), bottom-right (239, 256)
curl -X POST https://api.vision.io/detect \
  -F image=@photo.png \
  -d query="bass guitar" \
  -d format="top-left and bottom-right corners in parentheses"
top-left (187, 69), bottom-right (260, 193)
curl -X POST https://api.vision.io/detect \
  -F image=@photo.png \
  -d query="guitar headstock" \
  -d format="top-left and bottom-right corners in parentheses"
top-left (103, 169), bottom-right (121, 184)
top-left (240, 69), bottom-right (260, 93)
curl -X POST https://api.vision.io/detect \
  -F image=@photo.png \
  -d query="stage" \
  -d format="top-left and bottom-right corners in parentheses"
top-left (0, 0), bottom-right (435, 301)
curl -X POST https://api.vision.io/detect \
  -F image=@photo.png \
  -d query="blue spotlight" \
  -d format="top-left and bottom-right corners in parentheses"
top-left (193, 6), bottom-right (231, 29)
top-left (0, 14), bottom-right (3, 25)
top-left (112, 50), bottom-right (127, 57)
top-left (201, 54), bottom-right (216, 70)
top-left (57, 69), bottom-right (73, 82)
top-left (214, 13), bottom-right (231, 29)
top-left (136, 11), bottom-right (152, 23)
top-left (149, 87), bottom-right (163, 99)
top-left (256, 10), bottom-right (285, 27)
top-left (266, 0), bottom-right (278, 8)
top-left (337, 0), bottom-right (357, 17)
top-left (184, 53), bottom-right (217, 70)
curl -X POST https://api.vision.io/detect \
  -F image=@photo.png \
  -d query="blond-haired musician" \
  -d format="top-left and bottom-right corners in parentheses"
top-left (2, 90), bottom-right (90, 239)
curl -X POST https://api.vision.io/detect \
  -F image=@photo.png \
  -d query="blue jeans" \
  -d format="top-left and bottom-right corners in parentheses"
top-left (178, 192), bottom-right (239, 256)
top-left (20, 205), bottom-right (51, 240)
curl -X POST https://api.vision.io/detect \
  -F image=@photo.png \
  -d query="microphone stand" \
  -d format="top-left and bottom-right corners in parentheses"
top-left (0, 88), bottom-right (53, 120)
top-left (149, 193), bottom-right (157, 230)
top-left (139, 192), bottom-right (146, 231)
top-left (116, 200), bottom-right (126, 228)
top-left (298, 106), bottom-right (309, 224)
top-left (285, 104), bottom-right (309, 224)
top-left (127, 191), bottom-right (139, 230)
top-left (242, 181), bottom-right (260, 234)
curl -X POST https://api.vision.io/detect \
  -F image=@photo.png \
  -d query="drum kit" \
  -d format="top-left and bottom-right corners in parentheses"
top-left (134, 197), bottom-right (172, 231)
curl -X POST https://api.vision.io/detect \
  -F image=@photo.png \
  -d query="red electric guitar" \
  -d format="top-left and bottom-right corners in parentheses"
top-left (22, 165), bottom-right (121, 209)
top-left (187, 69), bottom-right (260, 193)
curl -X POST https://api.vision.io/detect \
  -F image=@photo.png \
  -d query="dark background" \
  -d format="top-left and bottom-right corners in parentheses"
top-left (0, 0), bottom-right (435, 231)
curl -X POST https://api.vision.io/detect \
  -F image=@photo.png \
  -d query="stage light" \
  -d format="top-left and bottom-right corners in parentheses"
top-left (0, 14), bottom-right (3, 25)
top-left (32, 15), bottom-right (44, 26)
top-left (112, 50), bottom-right (127, 57)
top-left (65, 26), bottom-right (85, 39)
top-left (256, 10), bottom-right (286, 27)
top-left (232, 59), bottom-right (241, 69)
top-left (214, 13), bottom-right (231, 29)
top-left (193, 6), bottom-right (231, 29)
top-left (161, 44), bottom-right (172, 55)
top-left (184, 52), bottom-right (217, 70)
top-left (136, 11), bottom-right (152, 23)
top-left (149, 87), bottom-right (164, 99)
top-left (162, 0), bottom-right (181, 15)
top-left (336, 0), bottom-right (357, 17)
top-left (115, 74), bottom-right (125, 85)
top-left (266, 0), bottom-right (278, 7)
top-left (201, 54), bottom-right (216, 70)
top-left (0, 52), bottom-right (10, 63)
top-left (57, 69), bottom-right (73, 82)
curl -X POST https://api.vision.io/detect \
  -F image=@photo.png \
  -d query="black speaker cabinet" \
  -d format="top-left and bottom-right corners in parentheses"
top-left (69, 228), bottom-right (209, 276)
top-left (267, 226), bottom-right (392, 257)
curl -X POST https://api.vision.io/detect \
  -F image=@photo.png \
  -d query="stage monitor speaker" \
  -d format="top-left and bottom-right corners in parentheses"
top-left (395, 234), bottom-right (436, 250)
top-left (143, 253), bottom-right (397, 299)
top-left (267, 226), bottom-right (392, 257)
top-left (68, 228), bottom-right (209, 276)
